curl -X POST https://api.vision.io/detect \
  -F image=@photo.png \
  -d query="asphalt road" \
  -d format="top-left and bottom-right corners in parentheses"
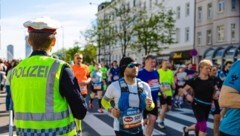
top-left (0, 92), bottom-right (214, 136)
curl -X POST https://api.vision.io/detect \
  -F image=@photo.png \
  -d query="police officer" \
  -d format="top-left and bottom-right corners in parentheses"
top-left (8, 17), bottom-right (87, 136)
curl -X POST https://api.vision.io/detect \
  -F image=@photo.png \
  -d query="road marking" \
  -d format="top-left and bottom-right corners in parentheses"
top-left (83, 113), bottom-right (115, 136)
top-left (167, 111), bottom-right (213, 129)
top-left (175, 108), bottom-right (214, 119)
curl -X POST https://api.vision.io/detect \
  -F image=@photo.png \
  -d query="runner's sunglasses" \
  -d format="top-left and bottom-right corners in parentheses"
top-left (127, 62), bottom-right (140, 68)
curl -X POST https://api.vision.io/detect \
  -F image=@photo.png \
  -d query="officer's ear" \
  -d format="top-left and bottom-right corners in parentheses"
top-left (50, 37), bottom-right (56, 47)
top-left (28, 38), bottom-right (32, 46)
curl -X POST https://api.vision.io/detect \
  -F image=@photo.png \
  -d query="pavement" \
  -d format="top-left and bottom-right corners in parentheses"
top-left (0, 92), bottom-right (15, 136)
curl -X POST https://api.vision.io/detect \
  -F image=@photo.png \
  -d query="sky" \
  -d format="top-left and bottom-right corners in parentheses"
top-left (0, 0), bottom-right (109, 59)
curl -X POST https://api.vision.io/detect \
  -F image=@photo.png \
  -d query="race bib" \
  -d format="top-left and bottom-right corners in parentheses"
top-left (148, 79), bottom-right (160, 91)
top-left (113, 75), bottom-right (119, 80)
top-left (122, 108), bottom-right (142, 129)
top-left (93, 84), bottom-right (101, 90)
top-left (177, 80), bottom-right (185, 86)
top-left (162, 84), bottom-right (171, 89)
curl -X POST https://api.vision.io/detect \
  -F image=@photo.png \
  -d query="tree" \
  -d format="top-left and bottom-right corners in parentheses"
top-left (83, 18), bottom-right (114, 63)
top-left (133, 4), bottom-right (175, 55)
top-left (111, 3), bottom-right (136, 57)
top-left (64, 46), bottom-right (81, 63)
top-left (80, 44), bottom-right (97, 64)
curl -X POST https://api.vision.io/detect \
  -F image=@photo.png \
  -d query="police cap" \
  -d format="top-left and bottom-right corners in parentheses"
top-left (23, 17), bottom-right (61, 34)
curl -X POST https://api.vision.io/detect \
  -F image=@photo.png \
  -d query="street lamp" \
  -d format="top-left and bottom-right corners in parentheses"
top-left (60, 26), bottom-right (65, 59)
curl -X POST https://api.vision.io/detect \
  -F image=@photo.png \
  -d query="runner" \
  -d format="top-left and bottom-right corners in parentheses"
top-left (89, 63), bottom-right (104, 113)
top-left (157, 59), bottom-right (175, 128)
top-left (137, 55), bottom-right (160, 135)
top-left (108, 60), bottom-right (120, 84)
top-left (209, 65), bottom-right (222, 136)
top-left (102, 57), bottom-right (155, 136)
top-left (219, 59), bottom-right (240, 136)
top-left (71, 53), bottom-right (91, 134)
top-left (179, 59), bottom-right (219, 136)
top-left (174, 65), bottom-right (187, 108)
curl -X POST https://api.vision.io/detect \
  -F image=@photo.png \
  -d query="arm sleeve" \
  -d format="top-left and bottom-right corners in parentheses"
top-left (60, 65), bottom-right (87, 120)
top-left (101, 84), bottom-right (115, 110)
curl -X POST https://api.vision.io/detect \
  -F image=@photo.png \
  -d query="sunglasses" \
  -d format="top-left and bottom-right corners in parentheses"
top-left (76, 57), bottom-right (82, 60)
top-left (127, 63), bottom-right (140, 68)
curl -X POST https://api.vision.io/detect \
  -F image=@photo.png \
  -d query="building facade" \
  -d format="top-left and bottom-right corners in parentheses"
top-left (7, 44), bottom-right (14, 60)
top-left (97, 0), bottom-right (196, 65)
top-left (159, 0), bottom-right (195, 65)
top-left (196, 0), bottom-right (240, 66)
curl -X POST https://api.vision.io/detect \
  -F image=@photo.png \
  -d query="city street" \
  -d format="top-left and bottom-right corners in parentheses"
top-left (0, 92), bottom-right (214, 136)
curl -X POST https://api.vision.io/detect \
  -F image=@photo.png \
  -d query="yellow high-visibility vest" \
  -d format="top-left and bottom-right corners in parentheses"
top-left (9, 56), bottom-right (76, 136)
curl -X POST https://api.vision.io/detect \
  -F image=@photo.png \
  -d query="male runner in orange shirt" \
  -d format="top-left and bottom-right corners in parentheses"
top-left (71, 53), bottom-right (91, 134)
top-left (72, 53), bottom-right (91, 97)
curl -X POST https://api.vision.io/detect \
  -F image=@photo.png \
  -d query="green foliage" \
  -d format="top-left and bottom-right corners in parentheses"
top-left (53, 43), bottom-right (97, 65)
top-left (65, 46), bottom-right (81, 63)
top-left (111, 3), bottom-right (136, 57)
top-left (80, 44), bottom-right (97, 64)
top-left (132, 4), bottom-right (176, 55)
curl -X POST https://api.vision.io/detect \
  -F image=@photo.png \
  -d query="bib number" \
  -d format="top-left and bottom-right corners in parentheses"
top-left (122, 109), bottom-right (142, 129)
top-left (93, 84), bottom-right (101, 90)
top-left (113, 75), bottom-right (119, 80)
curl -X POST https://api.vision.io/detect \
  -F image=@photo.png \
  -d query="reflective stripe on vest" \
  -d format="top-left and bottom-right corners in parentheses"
top-left (14, 60), bottom-right (70, 121)
top-left (16, 121), bottom-right (75, 136)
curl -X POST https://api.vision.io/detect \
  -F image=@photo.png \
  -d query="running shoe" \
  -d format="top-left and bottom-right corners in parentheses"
top-left (158, 122), bottom-right (165, 128)
top-left (77, 130), bottom-right (82, 136)
top-left (183, 126), bottom-right (189, 136)
top-left (98, 108), bottom-right (103, 113)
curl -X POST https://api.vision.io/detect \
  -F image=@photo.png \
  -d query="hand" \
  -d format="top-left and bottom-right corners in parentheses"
top-left (213, 90), bottom-right (220, 100)
top-left (79, 81), bottom-right (88, 85)
top-left (143, 119), bottom-right (148, 126)
top-left (145, 97), bottom-right (153, 108)
top-left (178, 88), bottom-right (186, 96)
top-left (91, 78), bottom-right (96, 82)
top-left (111, 108), bottom-right (120, 118)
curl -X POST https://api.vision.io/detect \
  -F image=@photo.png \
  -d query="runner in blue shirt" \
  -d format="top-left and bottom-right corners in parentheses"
top-left (219, 60), bottom-right (240, 136)
top-left (137, 55), bottom-right (160, 136)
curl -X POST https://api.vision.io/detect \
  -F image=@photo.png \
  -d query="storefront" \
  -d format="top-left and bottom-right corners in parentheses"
top-left (203, 45), bottom-right (240, 66)
top-left (170, 50), bottom-right (193, 65)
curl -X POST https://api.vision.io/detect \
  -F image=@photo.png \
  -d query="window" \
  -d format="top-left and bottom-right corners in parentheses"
top-left (175, 28), bottom-right (180, 43)
top-left (207, 3), bottom-right (212, 18)
top-left (207, 30), bottom-right (212, 45)
top-left (231, 24), bottom-right (236, 40)
top-left (150, 0), bottom-right (152, 8)
top-left (127, 2), bottom-right (130, 10)
top-left (177, 7), bottom-right (181, 19)
top-left (185, 27), bottom-right (190, 42)
top-left (197, 32), bottom-right (202, 45)
top-left (144, 1), bottom-right (146, 9)
top-left (217, 25), bottom-right (224, 41)
top-left (198, 6), bottom-right (202, 21)
top-left (133, 0), bottom-right (136, 7)
top-left (218, 0), bottom-right (225, 13)
top-left (155, 0), bottom-right (158, 4)
top-left (186, 3), bottom-right (190, 16)
top-left (232, 0), bottom-right (237, 10)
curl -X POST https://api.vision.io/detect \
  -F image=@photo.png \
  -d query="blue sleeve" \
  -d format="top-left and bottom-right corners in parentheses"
top-left (223, 60), bottom-right (240, 92)
top-left (137, 70), bottom-right (145, 82)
